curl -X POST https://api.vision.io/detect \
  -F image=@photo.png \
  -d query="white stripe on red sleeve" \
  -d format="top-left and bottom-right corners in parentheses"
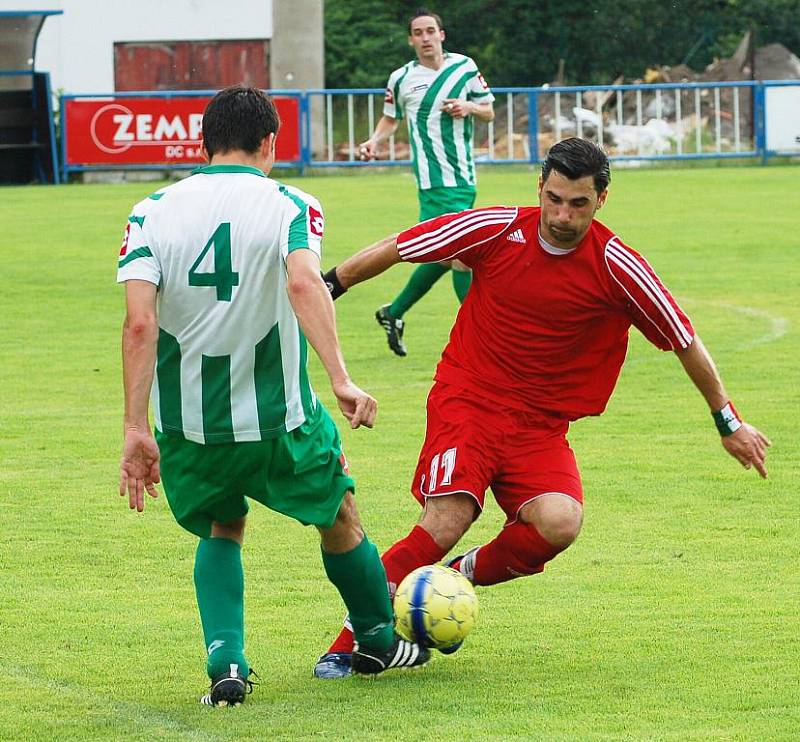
top-left (397, 207), bottom-right (518, 263)
top-left (607, 242), bottom-right (693, 345)
top-left (399, 207), bottom-right (516, 252)
top-left (605, 238), bottom-right (694, 349)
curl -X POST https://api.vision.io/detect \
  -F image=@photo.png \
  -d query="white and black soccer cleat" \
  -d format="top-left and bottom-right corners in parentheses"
top-left (351, 634), bottom-right (430, 677)
top-left (200, 664), bottom-right (258, 707)
top-left (445, 546), bottom-right (479, 585)
top-left (375, 304), bottom-right (407, 357)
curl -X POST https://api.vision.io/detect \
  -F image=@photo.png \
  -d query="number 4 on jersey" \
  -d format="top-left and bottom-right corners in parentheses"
top-left (188, 222), bottom-right (239, 301)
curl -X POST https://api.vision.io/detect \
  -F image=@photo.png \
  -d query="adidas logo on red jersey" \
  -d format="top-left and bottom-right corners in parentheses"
top-left (506, 228), bottom-right (526, 243)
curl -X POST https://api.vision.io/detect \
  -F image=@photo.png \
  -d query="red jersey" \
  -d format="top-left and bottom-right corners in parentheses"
top-left (396, 206), bottom-right (695, 420)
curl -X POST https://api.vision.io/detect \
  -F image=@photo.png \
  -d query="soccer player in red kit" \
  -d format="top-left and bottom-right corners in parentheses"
top-left (314, 137), bottom-right (771, 678)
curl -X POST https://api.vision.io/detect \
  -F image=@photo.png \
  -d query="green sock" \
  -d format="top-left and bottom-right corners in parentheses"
top-left (451, 268), bottom-right (472, 303)
top-left (321, 536), bottom-right (394, 652)
top-left (389, 262), bottom-right (449, 319)
top-left (194, 537), bottom-right (249, 679)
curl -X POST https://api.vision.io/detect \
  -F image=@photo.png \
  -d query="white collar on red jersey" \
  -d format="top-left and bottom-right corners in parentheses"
top-left (537, 228), bottom-right (577, 255)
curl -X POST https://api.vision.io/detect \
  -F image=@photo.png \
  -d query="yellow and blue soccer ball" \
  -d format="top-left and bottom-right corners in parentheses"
top-left (394, 565), bottom-right (479, 649)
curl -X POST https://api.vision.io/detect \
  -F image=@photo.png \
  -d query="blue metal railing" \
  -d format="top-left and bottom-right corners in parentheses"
top-left (55, 80), bottom-right (800, 180)
top-left (305, 80), bottom-right (800, 168)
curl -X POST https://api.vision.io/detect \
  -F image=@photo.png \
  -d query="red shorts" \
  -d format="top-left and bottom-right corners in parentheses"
top-left (411, 382), bottom-right (583, 524)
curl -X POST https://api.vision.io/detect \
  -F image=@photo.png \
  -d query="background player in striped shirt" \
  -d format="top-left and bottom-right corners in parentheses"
top-left (358, 8), bottom-right (495, 357)
top-left (117, 86), bottom-right (428, 705)
top-left (315, 137), bottom-right (770, 678)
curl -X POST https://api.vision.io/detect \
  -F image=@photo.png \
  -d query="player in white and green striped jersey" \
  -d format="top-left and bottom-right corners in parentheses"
top-left (117, 86), bottom-right (428, 705)
top-left (358, 8), bottom-right (495, 357)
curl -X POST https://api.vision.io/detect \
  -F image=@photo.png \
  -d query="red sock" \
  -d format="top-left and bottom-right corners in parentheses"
top-left (326, 525), bottom-right (447, 654)
top-left (472, 521), bottom-right (566, 586)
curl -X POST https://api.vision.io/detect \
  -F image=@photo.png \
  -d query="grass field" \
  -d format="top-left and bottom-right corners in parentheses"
top-left (1, 164), bottom-right (798, 740)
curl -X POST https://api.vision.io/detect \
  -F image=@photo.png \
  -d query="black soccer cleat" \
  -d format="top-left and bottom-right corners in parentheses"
top-left (200, 664), bottom-right (258, 707)
top-left (375, 304), bottom-right (407, 357)
top-left (351, 634), bottom-right (430, 677)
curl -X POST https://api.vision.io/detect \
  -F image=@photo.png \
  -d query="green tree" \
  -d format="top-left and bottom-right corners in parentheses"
top-left (325, 0), bottom-right (800, 88)
top-left (324, 1), bottom-right (411, 88)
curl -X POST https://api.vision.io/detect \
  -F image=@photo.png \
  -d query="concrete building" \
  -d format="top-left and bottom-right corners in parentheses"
top-left (3, 0), bottom-right (323, 95)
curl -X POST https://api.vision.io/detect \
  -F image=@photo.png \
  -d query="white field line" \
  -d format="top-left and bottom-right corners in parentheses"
top-left (621, 298), bottom-right (789, 367)
top-left (1, 664), bottom-right (224, 742)
top-left (708, 302), bottom-right (791, 350)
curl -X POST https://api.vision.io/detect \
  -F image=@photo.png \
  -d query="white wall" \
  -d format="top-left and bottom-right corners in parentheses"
top-left (1, 0), bottom-right (273, 93)
top-left (765, 86), bottom-right (800, 152)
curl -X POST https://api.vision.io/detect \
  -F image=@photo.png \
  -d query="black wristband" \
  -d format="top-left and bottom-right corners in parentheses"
top-left (712, 401), bottom-right (742, 437)
top-left (321, 267), bottom-right (347, 300)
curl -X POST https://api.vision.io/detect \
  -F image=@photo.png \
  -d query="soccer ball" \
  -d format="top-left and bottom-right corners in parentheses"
top-left (394, 565), bottom-right (479, 649)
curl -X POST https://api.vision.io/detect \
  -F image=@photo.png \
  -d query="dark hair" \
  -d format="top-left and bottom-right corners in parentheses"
top-left (541, 138), bottom-right (611, 194)
top-left (202, 85), bottom-right (280, 158)
top-left (408, 7), bottom-right (444, 33)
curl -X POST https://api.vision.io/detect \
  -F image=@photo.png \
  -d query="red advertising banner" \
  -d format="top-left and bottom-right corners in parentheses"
top-left (64, 95), bottom-right (301, 166)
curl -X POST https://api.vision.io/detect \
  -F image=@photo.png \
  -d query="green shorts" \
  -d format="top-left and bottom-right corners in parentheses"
top-left (156, 403), bottom-right (355, 538)
top-left (418, 185), bottom-right (477, 221)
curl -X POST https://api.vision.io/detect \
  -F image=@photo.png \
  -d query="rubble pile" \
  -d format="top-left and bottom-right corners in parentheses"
top-left (334, 35), bottom-right (799, 161)
top-left (479, 35), bottom-right (800, 159)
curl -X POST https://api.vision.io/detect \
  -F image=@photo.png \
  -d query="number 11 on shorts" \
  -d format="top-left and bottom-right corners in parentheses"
top-left (429, 447), bottom-right (457, 490)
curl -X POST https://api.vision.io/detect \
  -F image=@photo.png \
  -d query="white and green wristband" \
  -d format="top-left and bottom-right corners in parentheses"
top-left (713, 401), bottom-right (742, 437)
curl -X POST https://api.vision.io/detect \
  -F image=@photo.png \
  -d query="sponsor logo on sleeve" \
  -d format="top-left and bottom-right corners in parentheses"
top-left (477, 72), bottom-right (489, 90)
top-left (120, 222), bottom-right (131, 256)
top-left (308, 205), bottom-right (324, 237)
top-left (384, 88), bottom-right (394, 104)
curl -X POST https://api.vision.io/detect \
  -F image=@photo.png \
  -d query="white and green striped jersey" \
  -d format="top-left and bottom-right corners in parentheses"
top-left (117, 164), bottom-right (325, 444)
top-left (383, 52), bottom-right (494, 191)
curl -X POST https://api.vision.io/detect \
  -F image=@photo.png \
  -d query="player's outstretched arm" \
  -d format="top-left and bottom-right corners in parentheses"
top-left (675, 335), bottom-right (771, 477)
top-left (287, 249), bottom-right (376, 429)
top-left (322, 234), bottom-right (402, 300)
top-left (120, 279), bottom-right (161, 511)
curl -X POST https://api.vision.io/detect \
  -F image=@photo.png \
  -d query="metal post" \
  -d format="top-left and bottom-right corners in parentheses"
top-left (297, 92), bottom-right (309, 172)
top-left (347, 93), bottom-right (355, 161)
top-left (507, 92), bottom-right (514, 159)
top-left (59, 93), bottom-right (68, 183)
top-left (576, 90), bottom-right (583, 139)
top-left (733, 87), bottom-right (741, 152)
top-left (675, 89), bottom-right (682, 155)
top-left (695, 87), bottom-right (702, 153)
top-left (714, 87), bottom-right (721, 152)
top-left (41, 72), bottom-right (59, 184)
top-left (596, 90), bottom-right (603, 148)
top-left (555, 91), bottom-right (561, 143)
top-left (636, 88), bottom-right (643, 156)
top-left (326, 93), bottom-right (333, 163)
top-left (754, 82), bottom-right (767, 164)
top-left (527, 90), bottom-right (539, 163)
